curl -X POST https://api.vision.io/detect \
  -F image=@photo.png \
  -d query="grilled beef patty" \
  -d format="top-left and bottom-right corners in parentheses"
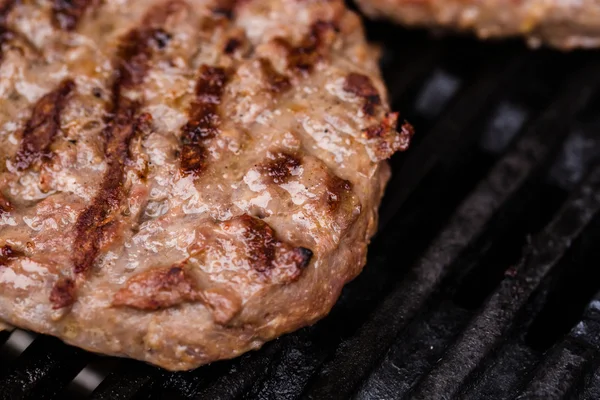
top-left (357, 0), bottom-right (600, 49)
top-left (0, 0), bottom-right (412, 370)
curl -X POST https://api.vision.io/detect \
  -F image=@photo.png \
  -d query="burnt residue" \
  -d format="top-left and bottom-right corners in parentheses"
top-left (0, 244), bottom-right (22, 267)
top-left (275, 20), bottom-right (338, 75)
top-left (113, 265), bottom-right (200, 310)
top-left (180, 65), bottom-right (229, 176)
top-left (15, 79), bottom-right (76, 171)
top-left (52, 0), bottom-right (99, 31)
top-left (344, 73), bottom-right (382, 116)
top-left (262, 152), bottom-right (301, 184)
top-left (259, 58), bottom-right (291, 94)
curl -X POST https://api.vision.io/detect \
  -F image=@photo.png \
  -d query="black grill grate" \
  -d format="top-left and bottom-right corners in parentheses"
top-left (3, 20), bottom-right (600, 400)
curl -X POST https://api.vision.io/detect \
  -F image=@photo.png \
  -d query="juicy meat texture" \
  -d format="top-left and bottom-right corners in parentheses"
top-left (357, 0), bottom-right (600, 49)
top-left (0, 0), bottom-right (412, 370)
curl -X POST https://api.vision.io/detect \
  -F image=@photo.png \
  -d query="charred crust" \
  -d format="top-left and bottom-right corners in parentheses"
top-left (180, 65), bottom-right (229, 176)
top-left (0, 244), bottom-right (22, 266)
top-left (112, 264), bottom-right (200, 310)
top-left (50, 277), bottom-right (76, 309)
top-left (259, 58), bottom-right (291, 94)
top-left (344, 73), bottom-right (382, 116)
top-left (52, 0), bottom-right (98, 31)
top-left (262, 152), bottom-right (301, 184)
top-left (15, 79), bottom-right (76, 171)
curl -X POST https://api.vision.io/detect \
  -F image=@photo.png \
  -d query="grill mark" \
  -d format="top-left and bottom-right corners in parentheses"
top-left (52, 0), bottom-right (98, 31)
top-left (344, 73), bottom-right (382, 116)
top-left (0, 192), bottom-right (12, 214)
top-left (180, 65), bottom-right (229, 176)
top-left (49, 277), bottom-right (75, 309)
top-left (243, 216), bottom-right (276, 272)
top-left (212, 0), bottom-right (243, 19)
top-left (259, 58), bottom-right (291, 94)
top-left (113, 265), bottom-right (201, 310)
top-left (224, 215), bottom-right (313, 276)
top-left (224, 37), bottom-right (241, 55)
top-left (0, 0), bottom-right (15, 24)
top-left (49, 3), bottom-right (179, 309)
top-left (15, 79), bottom-right (76, 171)
top-left (326, 175), bottom-right (352, 212)
top-left (283, 247), bottom-right (312, 270)
top-left (274, 20), bottom-right (338, 75)
top-left (262, 152), bottom-right (301, 184)
top-left (113, 265), bottom-right (243, 324)
top-left (0, 244), bottom-right (22, 267)
top-left (117, 26), bottom-right (170, 89)
top-left (116, 0), bottom-right (183, 88)
top-left (50, 112), bottom-right (150, 309)
top-left (0, 0), bottom-right (16, 63)
top-left (0, 26), bottom-right (13, 60)
top-left (73, 109), bottom-right (142, 275)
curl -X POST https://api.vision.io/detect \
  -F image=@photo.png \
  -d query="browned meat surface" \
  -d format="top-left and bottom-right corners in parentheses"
top-left (0, 0), bottom-right (411, 370)
top-left (357, 0), bottom-right (600, 49)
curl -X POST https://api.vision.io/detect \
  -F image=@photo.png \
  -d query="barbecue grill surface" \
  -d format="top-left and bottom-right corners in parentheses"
top-left (2, 17), bottom-right (600, 400)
